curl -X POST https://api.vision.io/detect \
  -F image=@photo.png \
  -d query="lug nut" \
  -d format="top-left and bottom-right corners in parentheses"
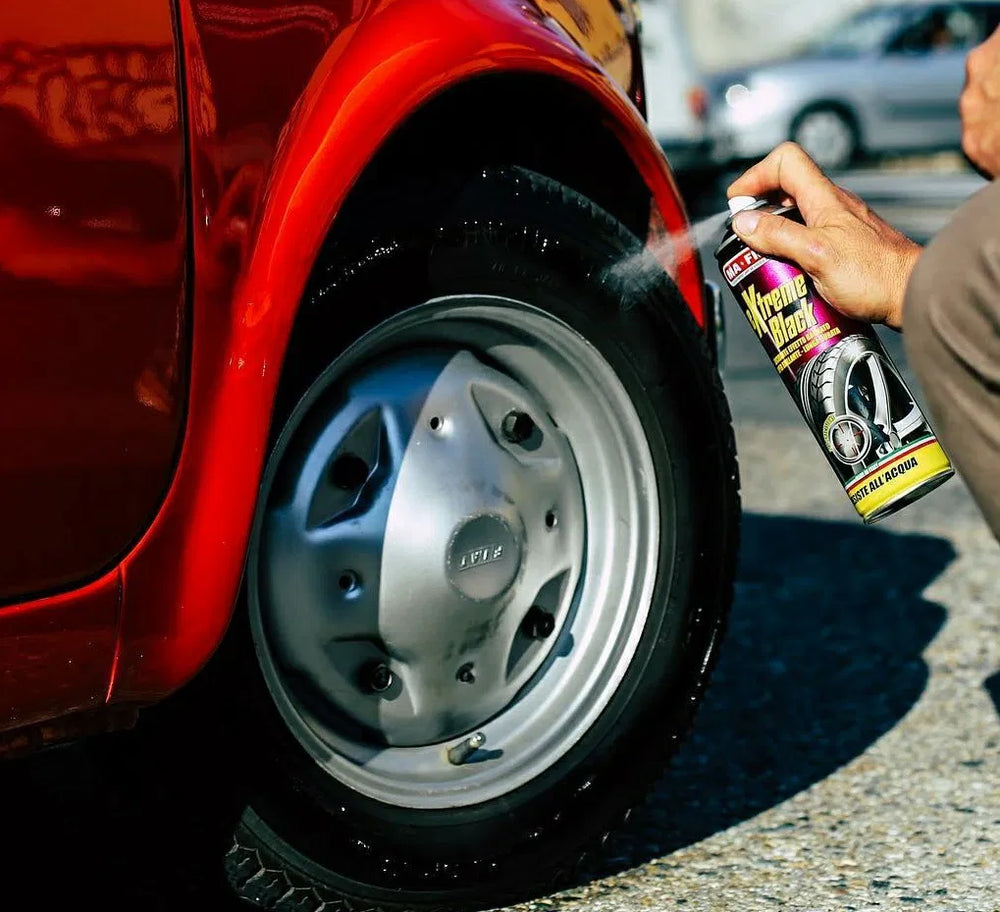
top-left (501, 410), bottom-right (535, 444)
top-left (456, 662), bottom-right (476, 684)
top-left (522, 606), bottom-right (555, 640)
top-left (360, 661), bottom-right (393, 694)
top-left (447, 731), bottom-right (485, 765)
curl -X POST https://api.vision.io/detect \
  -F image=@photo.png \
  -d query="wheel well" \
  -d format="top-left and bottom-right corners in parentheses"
top-left (792, 100), bottom-right (862, 147)
top-left (329, 73), bottom-right (653, 244)
top-left (274, 75), bottom-right (660, 424)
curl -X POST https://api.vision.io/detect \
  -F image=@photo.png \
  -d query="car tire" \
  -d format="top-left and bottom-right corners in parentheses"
top-left (791, 105), bottom-right (858, 172)
top-left (220, 166), bottom-right (739, 911)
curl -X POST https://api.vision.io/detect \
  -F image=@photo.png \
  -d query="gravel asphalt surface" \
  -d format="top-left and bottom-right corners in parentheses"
top-left (2, 166), bottom-right (997, 912)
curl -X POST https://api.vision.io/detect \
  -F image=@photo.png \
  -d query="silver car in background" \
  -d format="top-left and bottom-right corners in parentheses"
top-left (708, 2), bottom-right (1000, 171)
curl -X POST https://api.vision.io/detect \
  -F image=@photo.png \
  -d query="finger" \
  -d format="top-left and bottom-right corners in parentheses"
top-left (727, 142), bottom-right (841, 221)
top-left (730, 209), bottom-right (826, 274)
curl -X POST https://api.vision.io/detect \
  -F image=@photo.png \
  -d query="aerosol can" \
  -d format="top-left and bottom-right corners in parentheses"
top-left (715, 197), bottom-right (953, 522)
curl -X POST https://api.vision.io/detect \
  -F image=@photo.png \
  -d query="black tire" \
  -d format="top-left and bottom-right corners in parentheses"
top-left (221, 166), bottom-right (739, 911)
top-left (801, 337), bottom-right (854, 424)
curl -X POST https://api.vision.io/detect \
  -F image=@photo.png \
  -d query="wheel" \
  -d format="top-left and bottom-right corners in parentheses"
top-left (223, 167), bottom-right (739, 911)
top-left (791, 106), bottom-right (858, 172)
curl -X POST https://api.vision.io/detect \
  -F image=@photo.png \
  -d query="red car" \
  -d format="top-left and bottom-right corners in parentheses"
top-left (0, 0), bottom-right (738, 908)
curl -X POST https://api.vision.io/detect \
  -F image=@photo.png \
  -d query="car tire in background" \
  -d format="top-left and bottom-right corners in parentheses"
top-left (791, 104), bottom-right (859, 172)
top-left (203, 167), bottom-right (739, 911)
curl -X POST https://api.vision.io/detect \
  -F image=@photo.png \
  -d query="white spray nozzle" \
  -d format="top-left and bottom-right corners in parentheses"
top-left (728, 196), bottom-right (758, 215)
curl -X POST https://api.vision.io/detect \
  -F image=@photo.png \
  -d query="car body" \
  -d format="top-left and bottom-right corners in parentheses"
top-left (0, 1), bottom-right (737, 906)
top-left (0, 0), bottom-right (705, 734)
top-left (706, 1), bottom-right (1000, 170)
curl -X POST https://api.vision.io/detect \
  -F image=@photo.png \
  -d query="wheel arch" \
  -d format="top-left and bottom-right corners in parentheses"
top-left (277, 70), bottom-right (701, 419)
top-left (331, 72), bottom-right (655, 243)
top-left (111, 0), bottom-right (703, 705)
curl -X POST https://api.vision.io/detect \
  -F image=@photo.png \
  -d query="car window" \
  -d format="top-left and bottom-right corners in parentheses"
top-left (812, 6), bottom-right (909, 55)
top-left (972, 3), bottom-right (1000, 36)
top-left (814, 7), bottom-right (916, 56)
top-left (888, 5), bottom-right (987, 53)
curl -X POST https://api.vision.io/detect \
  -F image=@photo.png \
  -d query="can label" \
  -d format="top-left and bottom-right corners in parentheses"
top-left (722, 248), bottom-right (848, 374)
top-left (717, 209), bottom-right (952, 522)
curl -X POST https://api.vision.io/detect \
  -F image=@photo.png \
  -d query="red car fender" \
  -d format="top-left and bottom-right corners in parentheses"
top-left (110, 0), bottom-right (704, 703)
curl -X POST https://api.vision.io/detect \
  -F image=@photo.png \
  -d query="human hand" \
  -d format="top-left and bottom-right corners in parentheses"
top-left (960, 26), bottom-right (1000, 178)
top-left (726, 143), bottom-right (921, 329)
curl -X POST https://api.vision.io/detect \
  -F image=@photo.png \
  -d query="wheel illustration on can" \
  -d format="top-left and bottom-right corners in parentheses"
top-left (799, 335), bottom-right (928, 469)
top-left (826, 415), bottom-right (871, 465)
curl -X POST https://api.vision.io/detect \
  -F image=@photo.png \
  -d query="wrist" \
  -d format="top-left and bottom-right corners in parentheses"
top-left (886, 241), bottom-right (922, 330)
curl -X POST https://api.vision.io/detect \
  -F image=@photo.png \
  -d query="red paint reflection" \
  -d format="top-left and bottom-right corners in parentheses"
top-left (0, 27), bottom-right (186, 600)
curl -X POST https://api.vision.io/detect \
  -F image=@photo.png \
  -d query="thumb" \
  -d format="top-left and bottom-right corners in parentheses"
top-left (732, 210), bottom-right (824, 273)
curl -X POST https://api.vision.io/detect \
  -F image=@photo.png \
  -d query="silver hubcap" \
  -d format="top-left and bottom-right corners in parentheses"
top-left (795, 111), bottom-right (853, 170)
top-left (249, 296), bottom-right (663, 809)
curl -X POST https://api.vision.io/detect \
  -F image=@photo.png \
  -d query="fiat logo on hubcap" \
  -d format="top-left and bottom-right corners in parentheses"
top-left (447, 515), bottom-right (520, 601)
top-left (457, 543), bottom-right (504, 571)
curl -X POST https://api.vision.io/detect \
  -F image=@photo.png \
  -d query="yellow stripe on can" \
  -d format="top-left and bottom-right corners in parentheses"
top-left (847, 438), bottom-right (953, 522)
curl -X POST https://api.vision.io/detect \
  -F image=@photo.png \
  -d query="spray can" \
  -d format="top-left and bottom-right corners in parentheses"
top-left (715, 197), bottom-right (953, 522)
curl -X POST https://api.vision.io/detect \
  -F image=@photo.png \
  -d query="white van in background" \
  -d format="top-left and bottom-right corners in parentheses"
top-left (640, 0), bottom-right (713, 174)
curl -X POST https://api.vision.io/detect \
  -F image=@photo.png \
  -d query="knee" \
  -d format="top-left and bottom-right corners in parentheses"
top-left (903, 189), bottom-right (1000, 386)
top-left (902, 242), bottom-right (952, 383)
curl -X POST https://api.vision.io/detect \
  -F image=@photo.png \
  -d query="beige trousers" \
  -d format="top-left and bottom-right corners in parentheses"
top-left (905, 176), bottom-right (1000, 538)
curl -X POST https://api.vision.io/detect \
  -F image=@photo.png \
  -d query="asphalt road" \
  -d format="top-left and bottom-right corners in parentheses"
top-left (3, 166), bottom-right (998, 912)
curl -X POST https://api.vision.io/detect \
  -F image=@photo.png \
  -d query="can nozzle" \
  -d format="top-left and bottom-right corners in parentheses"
top-left (728, 196), bottom-right (758, 215)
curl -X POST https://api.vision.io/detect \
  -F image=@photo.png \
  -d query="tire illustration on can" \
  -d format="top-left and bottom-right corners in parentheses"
top-left (799, 334), bottom-right (928, 468)
top-left (716, 197), bottom-right (953, 522)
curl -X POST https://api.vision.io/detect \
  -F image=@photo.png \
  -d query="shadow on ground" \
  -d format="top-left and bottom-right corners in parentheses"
top-left (0, 706), bottom-right (248, 910)
top-left (985, 670), bottom-right (1000, 721)
top-left (596, 511), bottom-right (953, 874)
top-left (0, 513), bottom-right (954, 908)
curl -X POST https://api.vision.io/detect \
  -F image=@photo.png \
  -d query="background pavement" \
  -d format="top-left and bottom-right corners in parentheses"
top-left (2, 162), bottom-right (998, 912)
